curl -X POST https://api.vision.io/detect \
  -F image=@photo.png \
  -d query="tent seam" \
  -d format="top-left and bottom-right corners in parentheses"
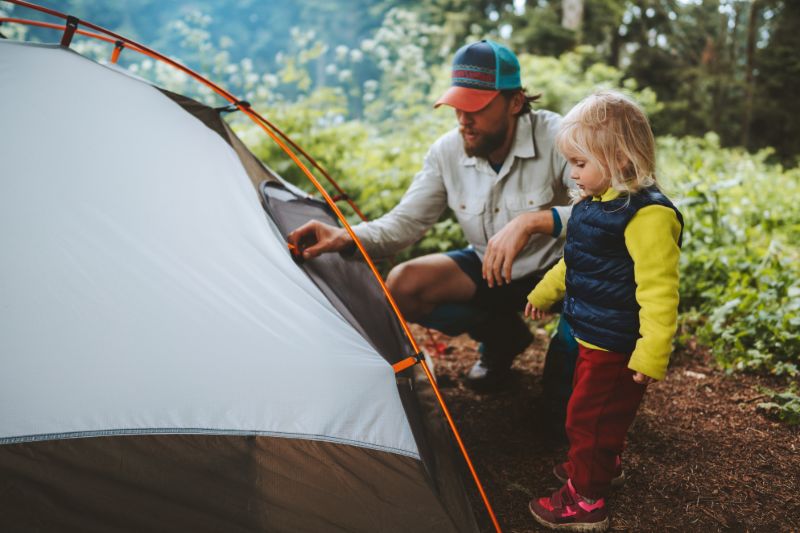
top-left (0, 428), bottom-right (420, 459)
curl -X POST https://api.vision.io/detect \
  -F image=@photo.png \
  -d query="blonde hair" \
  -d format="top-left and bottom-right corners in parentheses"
top-left (557, 90), bottom-right (656, 196)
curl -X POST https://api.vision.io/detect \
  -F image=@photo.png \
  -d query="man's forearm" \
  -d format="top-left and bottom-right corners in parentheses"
top-left (518, 210), bottom-right (556, 238)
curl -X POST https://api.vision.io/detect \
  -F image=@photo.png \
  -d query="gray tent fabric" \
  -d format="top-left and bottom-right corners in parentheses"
top-left (1, 435), bottom-right (463, 533)
top-left (0, 39), bottom-right (480, 532)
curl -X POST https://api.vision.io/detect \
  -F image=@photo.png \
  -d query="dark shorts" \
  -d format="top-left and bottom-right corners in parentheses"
top-left (445, 247), bottom-right (553, 315)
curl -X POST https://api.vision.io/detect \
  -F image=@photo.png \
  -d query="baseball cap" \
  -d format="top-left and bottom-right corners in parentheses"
top-left (435, 39), bottom-right (522, 112)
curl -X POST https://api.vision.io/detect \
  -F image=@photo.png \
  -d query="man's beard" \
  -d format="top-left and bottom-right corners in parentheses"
top-left (462, 119), bottom-right (508, 159)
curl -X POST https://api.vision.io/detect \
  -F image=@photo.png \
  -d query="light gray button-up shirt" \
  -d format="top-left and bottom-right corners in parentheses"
top-left (352, 110), bottom-right (573, 280)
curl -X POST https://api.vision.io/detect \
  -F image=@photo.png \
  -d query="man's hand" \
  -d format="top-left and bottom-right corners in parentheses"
top-left (286, 220), bottom-right (353, 260)
top-left (482, 211), bottom-right (551, 287)
top-left (632, 372), bottom-right (655, 385)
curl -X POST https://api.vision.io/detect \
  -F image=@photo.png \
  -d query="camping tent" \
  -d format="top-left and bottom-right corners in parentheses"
top-left (0, 38), bottom-right (481, 532)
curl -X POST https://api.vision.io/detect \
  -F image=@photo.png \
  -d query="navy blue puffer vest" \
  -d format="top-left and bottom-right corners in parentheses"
top-left (562, 186), bottom-right (683, 354)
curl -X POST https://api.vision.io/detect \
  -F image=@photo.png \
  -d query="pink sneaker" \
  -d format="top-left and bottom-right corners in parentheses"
top-left (553, 456), bottom-right (625, 489)
top-left (529, 479), bottom-right (609, 532)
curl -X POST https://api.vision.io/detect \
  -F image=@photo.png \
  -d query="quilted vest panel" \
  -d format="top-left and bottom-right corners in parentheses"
top-left (563, 187), bottom-right (683, 354)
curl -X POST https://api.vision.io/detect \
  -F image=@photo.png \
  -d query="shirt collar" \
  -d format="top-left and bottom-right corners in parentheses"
top-left (593, 187), bottom-right (621, 201)
top-left (511, 112), bottom-right (536, 160)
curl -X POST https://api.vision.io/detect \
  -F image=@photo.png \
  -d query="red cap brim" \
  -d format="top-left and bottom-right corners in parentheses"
top-left (434, 86), bottom-right (500, 112)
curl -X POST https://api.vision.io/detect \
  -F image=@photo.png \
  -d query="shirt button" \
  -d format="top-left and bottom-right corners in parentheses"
top-left (494, 207), bottom-right (499, 213)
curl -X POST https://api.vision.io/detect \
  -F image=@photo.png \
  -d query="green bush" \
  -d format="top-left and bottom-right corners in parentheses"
top-left (663, 134), bottom-right (800, 377)
top-left (758, 385), bottom-right (800, 426)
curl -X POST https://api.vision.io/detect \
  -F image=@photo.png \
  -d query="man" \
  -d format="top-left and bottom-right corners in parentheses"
top-left (288, 40), bottom-right (575, 398)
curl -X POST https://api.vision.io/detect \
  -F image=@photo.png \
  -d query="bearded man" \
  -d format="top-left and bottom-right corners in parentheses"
top-left (289, 40), bottom-right (576, 406)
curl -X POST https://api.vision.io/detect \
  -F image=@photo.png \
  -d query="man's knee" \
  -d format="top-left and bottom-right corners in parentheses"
top-left (386, 254), bottom-right (476, 321)
top-left (386, 261), bottom-right (427, 299)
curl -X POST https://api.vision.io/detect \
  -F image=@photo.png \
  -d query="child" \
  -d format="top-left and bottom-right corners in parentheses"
top-left (524, 90), bottom-right (683, 532)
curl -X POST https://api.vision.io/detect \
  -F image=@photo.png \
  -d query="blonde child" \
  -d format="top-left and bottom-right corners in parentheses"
top-left (525, 90), bottom-right (683, 532)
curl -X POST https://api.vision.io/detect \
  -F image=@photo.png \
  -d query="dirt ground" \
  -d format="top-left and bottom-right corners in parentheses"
top-left (416, 325), bottom-right (800, 533)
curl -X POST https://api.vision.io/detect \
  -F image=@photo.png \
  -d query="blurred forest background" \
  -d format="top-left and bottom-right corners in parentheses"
top-left (2, 0), bottom-right (798, 422)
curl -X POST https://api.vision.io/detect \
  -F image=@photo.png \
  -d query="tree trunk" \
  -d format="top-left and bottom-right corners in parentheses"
top-left (742, 0), bottom-right (760, 148)
top-left (711, 6), bottom-right (729, 135)
top-left (729, 2), bottom-right (742, 66)
top-left (609, 26), bottom-right (621, 68)
top-left (562, 0), bottom-right (584, 33)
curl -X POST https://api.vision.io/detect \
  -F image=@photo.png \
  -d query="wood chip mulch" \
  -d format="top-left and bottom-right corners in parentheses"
top-left (417, 325), bottom-right (800, 533)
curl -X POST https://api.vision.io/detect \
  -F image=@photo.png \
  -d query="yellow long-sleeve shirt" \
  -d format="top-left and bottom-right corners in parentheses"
top-left (527, 188), bottom-right (682, 380)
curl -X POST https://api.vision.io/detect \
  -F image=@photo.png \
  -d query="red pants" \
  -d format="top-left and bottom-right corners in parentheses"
top-left (565, 345), bottom-right (648, 499)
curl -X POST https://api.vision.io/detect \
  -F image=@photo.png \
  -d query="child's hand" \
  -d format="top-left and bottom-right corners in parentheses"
top-left (525, 302), bottom-right (551, 321)
top-left (633, 372), bottom-right (655, 385)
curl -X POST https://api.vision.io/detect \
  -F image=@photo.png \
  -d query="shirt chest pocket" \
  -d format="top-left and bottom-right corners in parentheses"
top-left (451, 197), bottom-right (487, 245)
top-left (504, 187), bottom-right (555, 216)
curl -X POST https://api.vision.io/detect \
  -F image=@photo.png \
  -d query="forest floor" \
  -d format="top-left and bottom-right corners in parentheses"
top-left (416, 325), bottom-right (800, 533)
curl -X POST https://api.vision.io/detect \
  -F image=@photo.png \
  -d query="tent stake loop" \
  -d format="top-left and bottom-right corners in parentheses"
top-left (59, 15), bottom-right (78, 47)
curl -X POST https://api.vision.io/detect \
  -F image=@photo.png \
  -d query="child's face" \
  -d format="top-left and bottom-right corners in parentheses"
top-left (566, 154), bottom-right (610, 197)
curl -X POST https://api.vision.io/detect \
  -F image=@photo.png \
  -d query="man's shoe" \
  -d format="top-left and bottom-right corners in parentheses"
top-left (465, 359), bottom-right (512, 391)
top-left (464, 325), bottom-right (533, 392)
top-left (553, 457), bottom-right (625, 489)
top-left (529, 480), bottom-right (609, 532)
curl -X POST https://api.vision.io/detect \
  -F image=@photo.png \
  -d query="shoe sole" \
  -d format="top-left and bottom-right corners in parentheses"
top-left (552, 466), bottom-right (625, 489)
top-left (529, 501), bottom-right (610, 532)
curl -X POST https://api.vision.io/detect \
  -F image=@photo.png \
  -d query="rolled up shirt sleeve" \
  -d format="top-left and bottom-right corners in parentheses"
top-left (552, 205), bottom-right (572, 238)
top-left (625, 205), bottom-right (682, 381)
top-left (351, 146), bottom-right (449, 258)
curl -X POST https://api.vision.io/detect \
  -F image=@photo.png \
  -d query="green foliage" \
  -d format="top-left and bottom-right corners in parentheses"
top-left (508, 2), bottom-right (577, 57)
top-left (517, 46), bottom-right (661, 116)
top-left (357, 8), bottom-right (449, 121)
top-left (757, 385), bottom-right (800, 426)
top-left (663, 134), bottom-right (800, 377)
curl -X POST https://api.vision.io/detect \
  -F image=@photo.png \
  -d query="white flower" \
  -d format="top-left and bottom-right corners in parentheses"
top-left (262, 74), bottom-right (278, 87)
top-left (337, 69), bottom-right (352, 82)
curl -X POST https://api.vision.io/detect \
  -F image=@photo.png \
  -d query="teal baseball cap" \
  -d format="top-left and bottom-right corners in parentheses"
top-left (435, 39), bottom-right (522, 112)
